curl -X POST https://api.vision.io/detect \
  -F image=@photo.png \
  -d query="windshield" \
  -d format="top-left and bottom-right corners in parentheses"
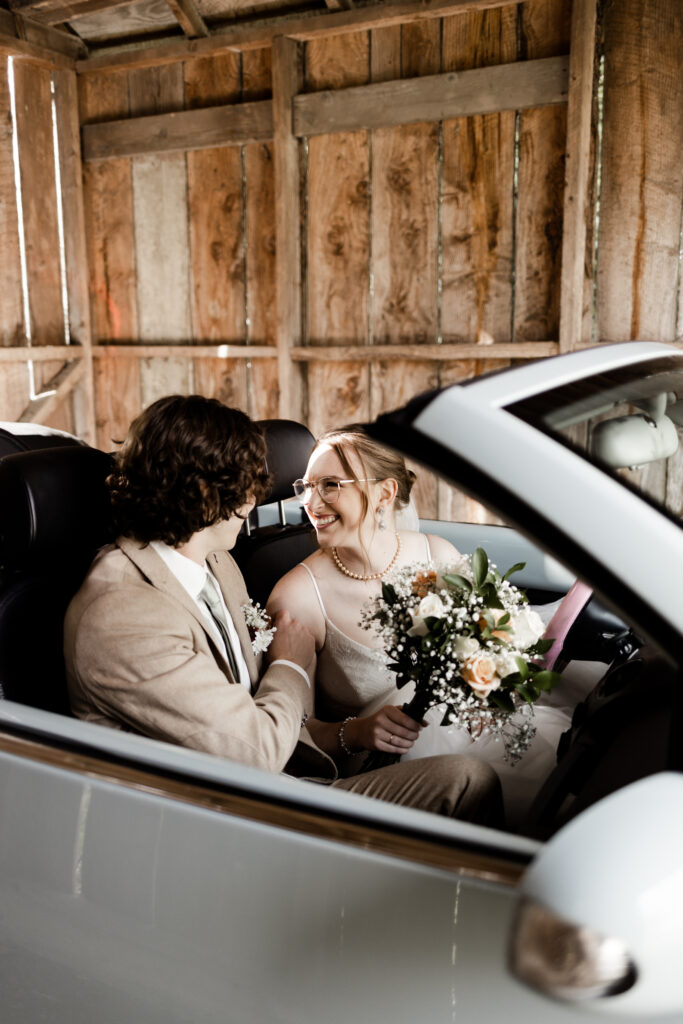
top-left (507, 355), bottom-right (683, 524)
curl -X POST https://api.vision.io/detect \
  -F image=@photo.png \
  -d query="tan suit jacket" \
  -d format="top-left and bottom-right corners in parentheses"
top-left (65, 536), bottom-right (337, 780)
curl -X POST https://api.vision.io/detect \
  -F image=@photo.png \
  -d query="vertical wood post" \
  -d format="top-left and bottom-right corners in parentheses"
top-left (52, 67), bottom-right (97, 443)
top-left (272, 35), bottom-right (303, 421)
top-left (559, 0), bottom-right (597, 353)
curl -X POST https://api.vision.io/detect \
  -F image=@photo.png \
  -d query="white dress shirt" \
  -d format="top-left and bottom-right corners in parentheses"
top-left (150, 540), bottom-right (310, 690)
top-left (151, 540), bottom-right (252, 691)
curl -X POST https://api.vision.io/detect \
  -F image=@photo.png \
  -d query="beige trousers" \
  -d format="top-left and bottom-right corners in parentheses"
top-left (330, 754), bottom-right (503, 828)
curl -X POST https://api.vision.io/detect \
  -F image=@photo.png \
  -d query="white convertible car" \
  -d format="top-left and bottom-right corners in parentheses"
top-left (0, 341), bottom-right (681, 1023)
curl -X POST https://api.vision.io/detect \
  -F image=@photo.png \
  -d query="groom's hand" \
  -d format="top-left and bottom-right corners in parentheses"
top-left (268, 609), bottom-right (316, 679)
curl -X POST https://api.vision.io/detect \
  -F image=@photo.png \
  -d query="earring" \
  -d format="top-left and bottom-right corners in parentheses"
top-left (377, 506), bottom-right (386, 531)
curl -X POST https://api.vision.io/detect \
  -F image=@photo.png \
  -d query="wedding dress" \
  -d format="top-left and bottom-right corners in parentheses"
top-left (301, 551), bottom-right (602, 828)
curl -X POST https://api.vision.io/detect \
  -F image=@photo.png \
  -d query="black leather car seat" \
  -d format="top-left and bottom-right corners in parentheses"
top-left (232, 419), bottom-right (317, 607)
top-left (0, 446), bottom-right (114, 713)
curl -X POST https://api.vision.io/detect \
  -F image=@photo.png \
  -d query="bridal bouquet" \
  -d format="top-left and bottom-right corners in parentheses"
top-left (360, 548), bottom-right (562, 766)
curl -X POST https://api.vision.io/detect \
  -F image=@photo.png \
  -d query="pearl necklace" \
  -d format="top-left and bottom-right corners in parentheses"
top-left (331, 533), bottom-right (401, 581)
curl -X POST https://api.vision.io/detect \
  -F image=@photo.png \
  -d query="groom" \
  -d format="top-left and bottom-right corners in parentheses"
top-left (65, 395), bottom-right (502, 824)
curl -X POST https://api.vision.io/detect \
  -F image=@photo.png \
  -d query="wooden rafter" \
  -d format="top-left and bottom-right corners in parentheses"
top-left (165, 0), bottom-right (208, 38)
top-left (0, 7), bottom-right (83, 65)
top-left (77, 0), bottom-right (523, 74)
top-left (8, 0), bottom-right (139, 28)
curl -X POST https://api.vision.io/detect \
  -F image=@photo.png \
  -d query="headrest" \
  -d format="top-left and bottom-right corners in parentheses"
top-left (0, 426), bottom-right (85, 459)
top-left (0, 446), bottom-right (115, 571)
top-left (259, 419), bottom-right (315, 505)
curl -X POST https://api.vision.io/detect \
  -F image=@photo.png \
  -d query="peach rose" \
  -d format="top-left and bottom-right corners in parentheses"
top-left (462, 653), bottom-right (501, 699)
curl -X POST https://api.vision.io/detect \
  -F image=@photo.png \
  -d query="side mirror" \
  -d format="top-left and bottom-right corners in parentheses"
top-left (509, 773), bottom-right (683, 1015)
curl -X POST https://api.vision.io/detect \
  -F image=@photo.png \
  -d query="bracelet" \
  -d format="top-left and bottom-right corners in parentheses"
top-left (338, 715), bottom-right (356, 755)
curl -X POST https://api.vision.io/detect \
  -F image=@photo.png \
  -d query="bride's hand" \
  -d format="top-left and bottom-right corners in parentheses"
top-left (352, 705), bottom-right (422, 753)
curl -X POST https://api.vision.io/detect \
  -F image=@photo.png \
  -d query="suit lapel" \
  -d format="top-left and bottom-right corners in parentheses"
top-left (116, 536), bottom-right (236, 680)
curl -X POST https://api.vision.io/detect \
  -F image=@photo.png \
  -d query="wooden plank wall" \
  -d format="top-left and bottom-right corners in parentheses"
top-left (0, 56), bottom-right (80, 431)
top-left (1, 0), bottom-right (681, 525)
top-left (79, 47), bottom-right (279, 449)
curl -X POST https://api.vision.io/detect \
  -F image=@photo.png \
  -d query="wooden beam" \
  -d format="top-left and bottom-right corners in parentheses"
top-left (559, 0), bottom-right (597, 353)
top-left (291, 342), bottom-right (560, 360)
top-left (90, 344), bottom-right (277, 358)
top-left (9, 0), bottom-right (140, 27)
top-left (53, 68), bottom-right (97, 445)
top-left (0, 8), bottom-right (77, 66)
top-left (82, 56), bottom-right (568, 164)
top-left (0, 8), bottom-right (86, 58)
top-left (82, 99), bottom-right (272, 161)
top-left (17, 359), bottom-right (84, 424)
top-left (0, 345), bottom-right (83, 361)
top-left (294, 55), bottom-right (569, 137)
top-left (77, 0), bottom-right (522, 74)
top-left (165, 0), bottom-right (208, 38)
top-left (272, 35), bottom-right (302, 421)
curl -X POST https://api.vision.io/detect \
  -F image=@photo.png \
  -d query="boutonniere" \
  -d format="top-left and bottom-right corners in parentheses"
top-left (242, 599), bottom-right (276, 654)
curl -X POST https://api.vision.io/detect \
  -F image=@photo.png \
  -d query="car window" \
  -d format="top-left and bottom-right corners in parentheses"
top-left (506, 355), bottom-right (683, 524)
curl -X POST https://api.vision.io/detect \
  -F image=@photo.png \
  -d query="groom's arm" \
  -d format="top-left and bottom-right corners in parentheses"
top-left (67, 584), bottom-right (314, 774)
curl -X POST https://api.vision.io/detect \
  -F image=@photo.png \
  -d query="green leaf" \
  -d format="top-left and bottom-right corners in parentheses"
top-left (472, 548), bottom-right (489, 588)
top-left (530, 670), bottom-right (562, 691)
top-left (443, 573), bottom-right (472, 593)
top-left (527, 637), bottom-right (554, 656)
top-left (381, 582), bottom-right (397, 605)
top-left (515, 683), bottom-right (537, 706)
top-left (490, 691), bottom-right (515, 713)
top-left (514, 655), bottom-right (530, 680)
top-left (502, 561), bottom-right (526, 581)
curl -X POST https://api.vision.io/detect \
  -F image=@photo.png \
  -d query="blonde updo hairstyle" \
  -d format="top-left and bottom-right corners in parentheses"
top-left (314, 425), bottom-right (416, 545)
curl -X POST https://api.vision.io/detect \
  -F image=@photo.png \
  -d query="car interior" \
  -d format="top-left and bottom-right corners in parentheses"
top-left (0, 420), bottom-right (680, 841)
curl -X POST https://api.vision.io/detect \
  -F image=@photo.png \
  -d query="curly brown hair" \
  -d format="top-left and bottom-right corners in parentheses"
top-left (108, 395), bottom-right (270, 546)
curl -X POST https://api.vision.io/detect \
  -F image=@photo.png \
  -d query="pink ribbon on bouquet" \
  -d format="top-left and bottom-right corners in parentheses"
top-left (538, 580), bottom-right (594, 671)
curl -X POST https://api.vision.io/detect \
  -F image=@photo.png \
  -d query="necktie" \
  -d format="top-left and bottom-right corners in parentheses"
top-left (199, 576), bottom-right (242, 683)
top-left (539, 580), bottom-right (594, 671)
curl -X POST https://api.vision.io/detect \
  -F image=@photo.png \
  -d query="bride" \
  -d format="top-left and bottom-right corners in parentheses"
top-left (267, 425), bottom-right (585, 827)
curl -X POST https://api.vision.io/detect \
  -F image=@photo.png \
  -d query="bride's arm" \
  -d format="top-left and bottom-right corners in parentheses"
top-left (266, 563), bottom-right (326, 652)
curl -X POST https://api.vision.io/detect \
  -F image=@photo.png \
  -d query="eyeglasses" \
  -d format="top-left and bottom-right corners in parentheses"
top-left (292, 477), bottom-right (377, 504)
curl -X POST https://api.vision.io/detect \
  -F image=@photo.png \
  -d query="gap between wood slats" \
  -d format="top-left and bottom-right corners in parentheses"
top-left (81, 57), bottom-right (568, 163)
top-left (0, 8), bottom-right (86, 60)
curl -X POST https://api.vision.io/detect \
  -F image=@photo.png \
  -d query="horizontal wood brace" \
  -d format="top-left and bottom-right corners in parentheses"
top-left (91, 344), bottom-right (277, 358)
top-left (76, 0), bottom-right (522, 74)
top-left (82, 99), bottom-right (273, 161)
top-left (81, 55), bottom-right (567, 162)
top-left (290, 342), bottom-right (561, 360)
top-left (294, 56), bottom-right (569, 136)
top-left (0, 345), bottom-right (84, 361)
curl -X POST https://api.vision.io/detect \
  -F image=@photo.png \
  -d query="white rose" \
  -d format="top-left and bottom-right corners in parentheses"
top-left (493, 650), bottom-right (520, 679)
top-left (508, 607), bottom-right (545, 649)
top-left (454, 636), bottom-right (480, 660)
top-left (407, 593), bottom-right (446, 637)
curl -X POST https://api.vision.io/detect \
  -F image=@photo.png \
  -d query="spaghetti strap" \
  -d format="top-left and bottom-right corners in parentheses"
top-left (424, 533), bottom-right (433, 565)
top-left (300, 562), bottom-right (328, 621)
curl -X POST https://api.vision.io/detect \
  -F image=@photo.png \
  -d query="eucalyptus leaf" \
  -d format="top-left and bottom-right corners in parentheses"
top-left (515, 683), bottom-right (536, 706)
top-left (514, 655), bottom-right (530, 680)
top-left (528, 637), bottom-right (554, 656)
top-left (502, 561), bottom-right (526, 581)
top-left (472, 548), bottom-right (489, 588)
top-left (443, 573), bottom-right (472, 593)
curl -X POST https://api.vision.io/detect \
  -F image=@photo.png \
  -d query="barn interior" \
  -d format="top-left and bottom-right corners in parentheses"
top-left (0, 0), bottom-right (681, 521)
